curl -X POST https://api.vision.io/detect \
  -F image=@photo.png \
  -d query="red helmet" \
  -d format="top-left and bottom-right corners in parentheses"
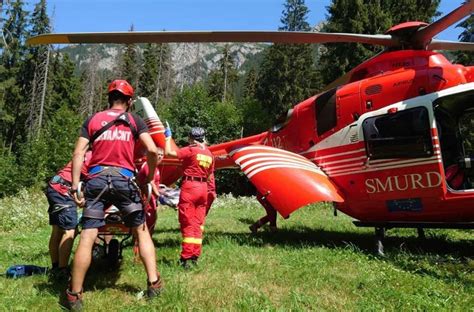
top-left (108, 79), bottom-right (134, 97)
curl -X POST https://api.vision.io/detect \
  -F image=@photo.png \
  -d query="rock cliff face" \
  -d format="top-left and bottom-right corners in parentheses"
top-left (61, 42), bottom-right (267, 83)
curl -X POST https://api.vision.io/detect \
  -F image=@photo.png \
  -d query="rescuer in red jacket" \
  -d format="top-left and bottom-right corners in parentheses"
top-left (164, 126), bottom-right (215, 269)
top-left (46, 151), bottom-right (91, 280)
top-left (66, 80), bottom-right (162, 310)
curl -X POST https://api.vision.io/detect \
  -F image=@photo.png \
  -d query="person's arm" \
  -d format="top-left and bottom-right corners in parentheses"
top-left (163, 124), bottom-right (178, 158)
top-left (71, 137), bottom-right (89, 205)
top-left (164, 136), bottom-right (178, 158)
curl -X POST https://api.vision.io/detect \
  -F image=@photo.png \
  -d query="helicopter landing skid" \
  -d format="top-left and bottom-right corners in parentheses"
top-left (353, 221), bottom-right (474, 256)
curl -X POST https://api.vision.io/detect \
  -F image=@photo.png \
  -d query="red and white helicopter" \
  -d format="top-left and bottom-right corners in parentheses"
top-left (28, 1), bottom-right (474, 253)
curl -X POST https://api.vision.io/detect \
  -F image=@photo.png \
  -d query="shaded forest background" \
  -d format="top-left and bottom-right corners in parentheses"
top-left (0, 0), bottom-right (472, 197)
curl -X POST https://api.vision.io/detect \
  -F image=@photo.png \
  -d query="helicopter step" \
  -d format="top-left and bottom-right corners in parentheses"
top-left (353, 221), bottom-right (474, 256)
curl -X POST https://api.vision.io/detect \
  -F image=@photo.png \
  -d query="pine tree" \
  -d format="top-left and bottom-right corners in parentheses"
top-left (138, 43), bottom-right (158, 98)
top-left (79, 46), bottom-right (104, 115)
top-left (319, 0), bottom-right (440, 85)
top-left (48, 52), bottom-right (82, 113)
top-left (138, 43), bottom-right (174, 105)
top-left (279, 0), bottom-right (310, 31)
top-left (242, 67), bottom-right (258, 99)
top-left (255, 0), bottom-right (319, 121)
top-left (118, 25), bottom-right (139, 90)
top-left (207, 44), bottom-right (239, 102)
top-left (454, 15), bottom-right (474, 65)
top-left (1, 0), bottom-right (28, 151)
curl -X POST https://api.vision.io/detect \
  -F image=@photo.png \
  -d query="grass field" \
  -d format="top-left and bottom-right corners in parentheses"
top-left (0, 191), bottom-right (473, 311)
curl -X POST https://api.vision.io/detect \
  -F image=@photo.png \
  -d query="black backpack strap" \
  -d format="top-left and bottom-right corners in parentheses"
top-left (117, 113), bottom-right (139, 140)
top-left (90, 113), bottom-right (139, 144)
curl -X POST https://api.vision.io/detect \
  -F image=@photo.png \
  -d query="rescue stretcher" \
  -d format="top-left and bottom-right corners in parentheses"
top-left (77, 182), bottom-right (155, 265)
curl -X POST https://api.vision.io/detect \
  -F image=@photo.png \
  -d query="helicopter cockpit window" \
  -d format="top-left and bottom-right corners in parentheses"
top-left (363, 107), bottom-right (433, 159)
top-left (271, 109), bottom-right (294, 132)
top-left (315, 88), bottom-right (337, 136)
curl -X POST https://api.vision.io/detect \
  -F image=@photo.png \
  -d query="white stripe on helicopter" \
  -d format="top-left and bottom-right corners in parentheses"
top-left (240, 156), bottom-right (314, 171)
top-left (308, 148), bottom-right (366, 160)
top-left (322, 150), bottom-right (440, 173)
top-left (230, 145), bottom-right (307, 160)
top-left (243, 159), bottom-right (319, 176)
top-left (235, 151), bottom-right (313, 166)
top-left (247, 164), bottom-right (324, 179)
top-left (326, 156), bottom-right (442, 175)
top-left (329, 159), bottom-right (441, 177)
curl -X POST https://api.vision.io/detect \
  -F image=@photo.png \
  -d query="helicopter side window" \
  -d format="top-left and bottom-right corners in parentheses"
top-left (315, 88), bottom-right (337, 136)
top-left (362, 107), bottom-right (433, 159)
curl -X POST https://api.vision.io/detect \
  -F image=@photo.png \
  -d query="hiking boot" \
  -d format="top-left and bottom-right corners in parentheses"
top-left (65, 288), bottom-right (83, 311)
top-left (190, 256), bottom-right (198, 267)
top-left (146, 276), bottom-right (163, 299)
top-left (249, 223), bottom-right (259, 234)
top-left (269, 225), bottom-right (278, 233)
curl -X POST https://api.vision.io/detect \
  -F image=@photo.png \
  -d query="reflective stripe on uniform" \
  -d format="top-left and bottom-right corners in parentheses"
top-left (182, 237), bottom-right (202, 245)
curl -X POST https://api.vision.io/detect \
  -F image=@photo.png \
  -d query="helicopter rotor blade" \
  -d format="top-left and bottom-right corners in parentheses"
top-left (428, 39), bottom-right (474, 51)
top-left (27, 31), bottom-right (397, 46)
top-left (412, 0), bottom-right (474, 48)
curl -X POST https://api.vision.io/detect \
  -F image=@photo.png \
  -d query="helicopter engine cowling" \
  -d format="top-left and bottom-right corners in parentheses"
top-left (229, 145), bottom-right (344, 218)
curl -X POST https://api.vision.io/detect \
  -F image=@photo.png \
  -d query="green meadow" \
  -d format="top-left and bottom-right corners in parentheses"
top-left (0, 190), bottom-right (472, 311)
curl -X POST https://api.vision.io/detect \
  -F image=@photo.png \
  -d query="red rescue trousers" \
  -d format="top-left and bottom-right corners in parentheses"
top-left (205, 192), bottom-right (216, 216)
top-left (256, 193), bottom-right (277, 227)
top-left (178, 180), bottom-right (207, 260)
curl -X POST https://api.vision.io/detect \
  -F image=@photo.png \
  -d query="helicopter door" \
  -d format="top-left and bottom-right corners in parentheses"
top-left (434, 90), bottom-right (474, 191)
top-left (361, 105), bottom-right (440, 201)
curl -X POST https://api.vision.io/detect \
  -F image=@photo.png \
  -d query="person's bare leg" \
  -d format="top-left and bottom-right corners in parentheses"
top-left (70, 228), bottom-right (98, 293)
top-left (58, 229), bottom-right (75, 268)
top-left (49, 225), bottom-right (61, 266)
top-left (132, 224), bottom-right (158, 282)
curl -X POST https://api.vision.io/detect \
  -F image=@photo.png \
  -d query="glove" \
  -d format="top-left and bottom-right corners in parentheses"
top-left (164, 121), bottom-right (172, 138)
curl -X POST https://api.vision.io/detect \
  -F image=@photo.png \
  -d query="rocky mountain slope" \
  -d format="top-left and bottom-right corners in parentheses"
top-left (61, 42), bottom-right (267, 83)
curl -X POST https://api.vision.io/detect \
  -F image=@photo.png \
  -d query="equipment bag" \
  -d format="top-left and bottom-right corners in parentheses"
top-left (5, 265), bottom-right (48, 278)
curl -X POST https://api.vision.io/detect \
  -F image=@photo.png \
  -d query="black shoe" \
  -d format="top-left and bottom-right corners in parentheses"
top-left (179, 258), bottom-right (192, 270)
top-left (147, 276), bottom-right (163, 299)
top-left (249, 224), bottom-right (259, 234)
top-left (190, 256), bottom-right (199, 266)
top-left (50, 267), bottom-right (70, 282)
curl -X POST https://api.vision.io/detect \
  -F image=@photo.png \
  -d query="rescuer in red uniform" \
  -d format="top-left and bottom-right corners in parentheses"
top-left (164, 126), bottom-right (215, 269)
top-left (249, 192), bottom-right (278, 234)
top-left (46, 151), bottom-right (91, 280)
top-left (66, 80), bottom-right (162, 310)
